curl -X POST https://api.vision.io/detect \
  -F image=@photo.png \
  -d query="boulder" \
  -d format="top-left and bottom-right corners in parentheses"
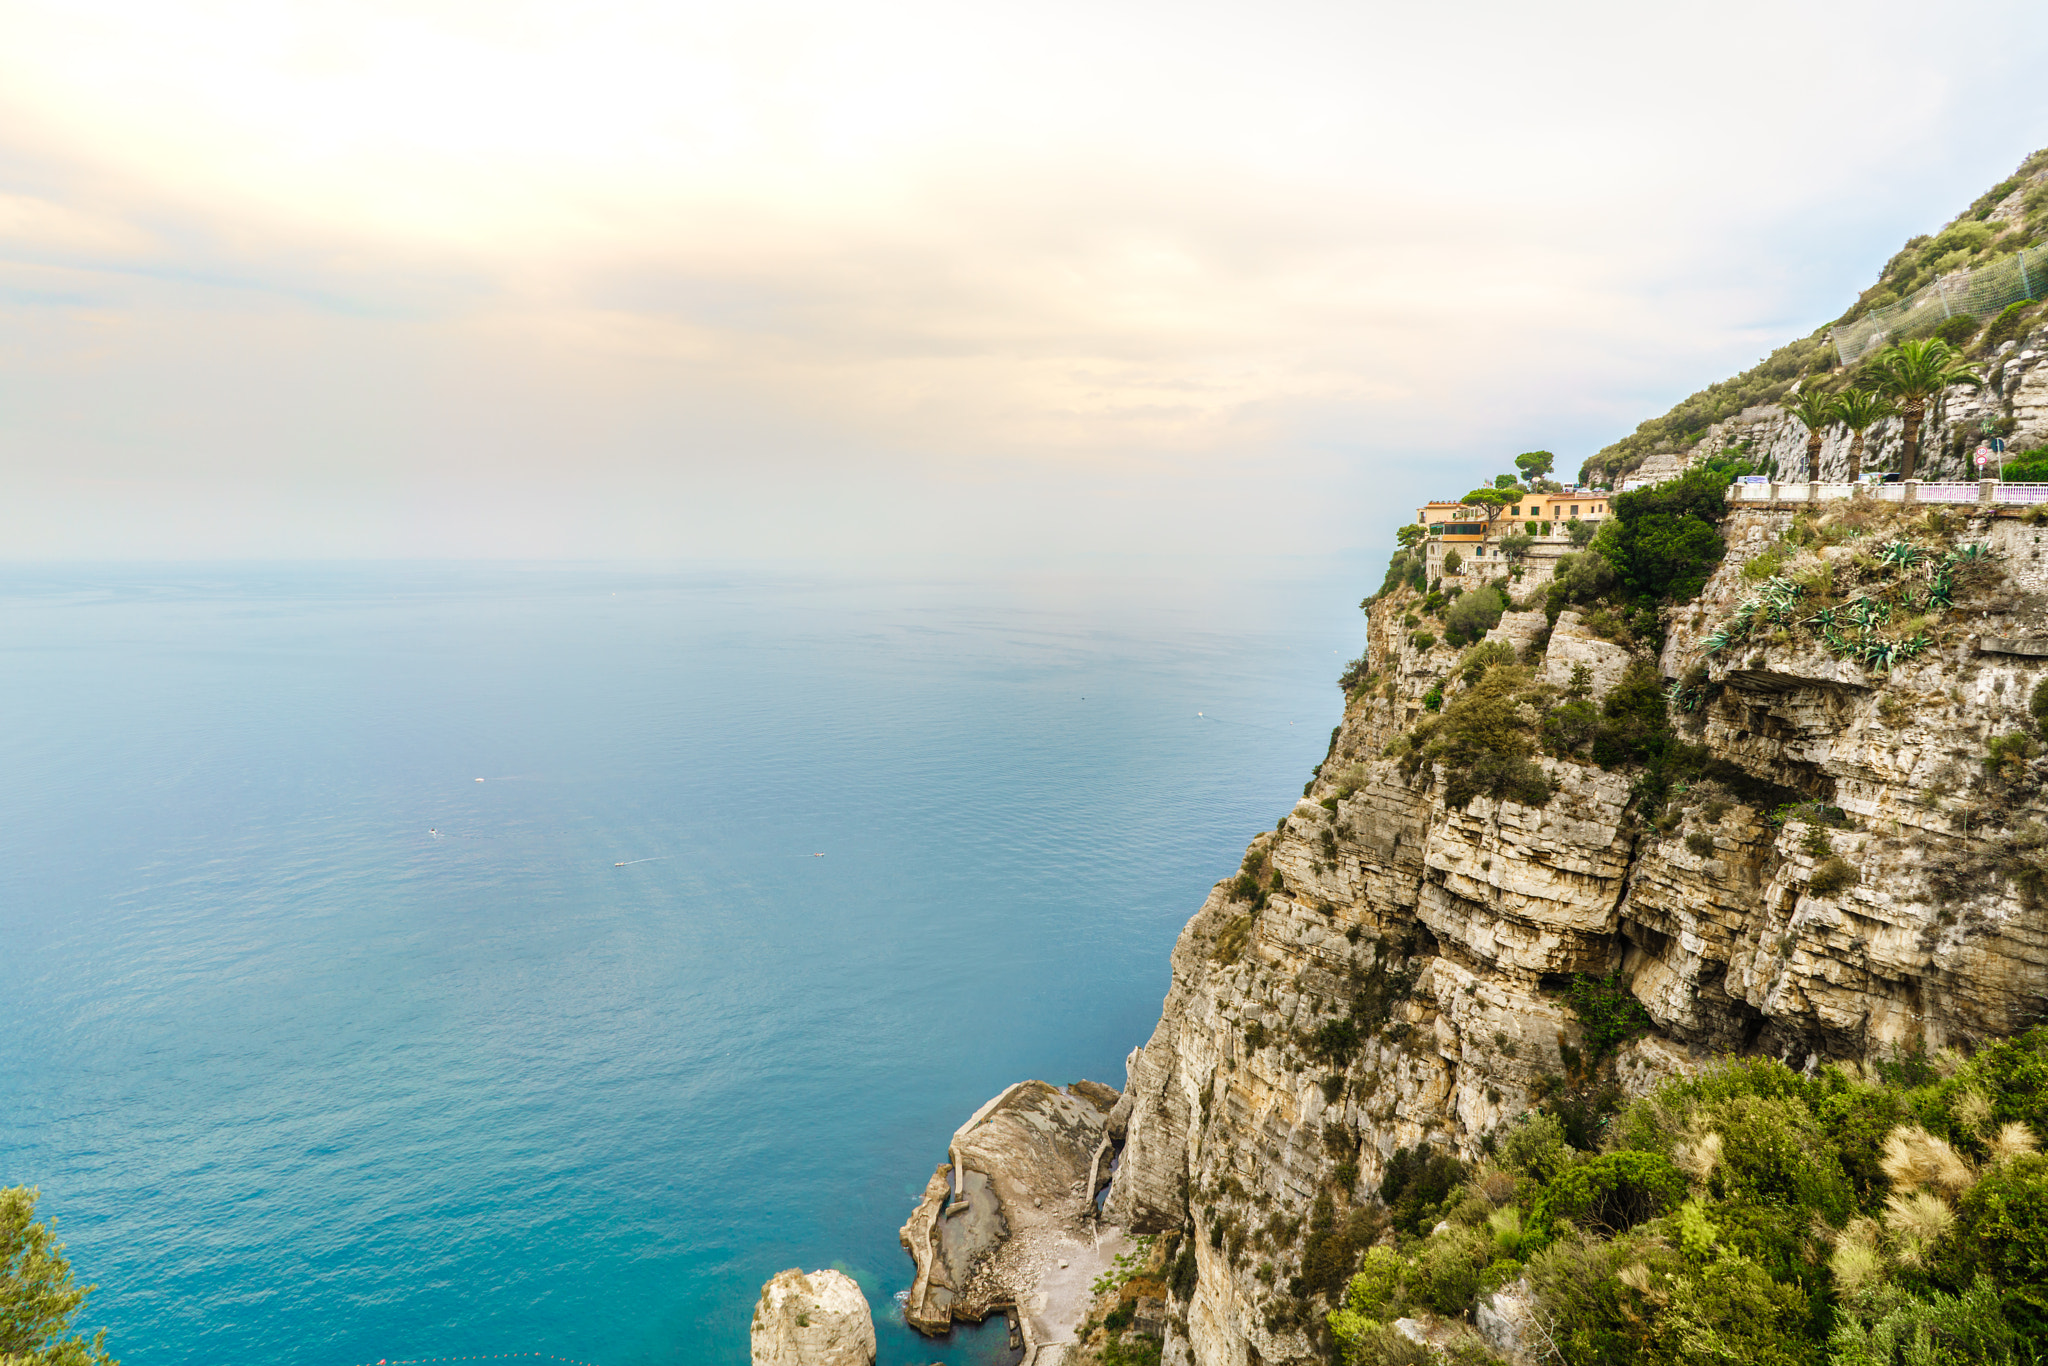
top-left (750, 1269), bottom-right (876, 1366)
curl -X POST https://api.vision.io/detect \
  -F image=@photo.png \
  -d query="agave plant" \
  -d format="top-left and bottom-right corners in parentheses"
top-left (1877, 540), bottom-right (1926, 570)
top-left (1925, 573), bottom-right (1954, 610)
top-left (1942, 542), bottom-right (1993, 568)
top-left (1894, 632), bottom-right (1933, 662)
top-left (1848, 596), bottom-right (1892, 631)
top-left (1806, 604), bottom-right (1840, 633)
top-left (1858, 637), bottom-right (1899, 670)
top-left (1758, 577), bottom-right (1806, 625)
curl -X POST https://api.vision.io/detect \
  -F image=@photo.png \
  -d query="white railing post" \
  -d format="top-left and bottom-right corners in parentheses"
top-left (1904, 479), bottom-right (1919, 506)
top-left (1981, 480), bottom-right (1997, 507)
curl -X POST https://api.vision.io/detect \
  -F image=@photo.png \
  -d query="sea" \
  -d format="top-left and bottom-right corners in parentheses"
top-left (0, 560), bottom-right (1365, 1366)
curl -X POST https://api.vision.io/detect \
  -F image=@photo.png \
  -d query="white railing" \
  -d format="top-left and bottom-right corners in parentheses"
top-left (1725, 479), bottom-right (2041, 506)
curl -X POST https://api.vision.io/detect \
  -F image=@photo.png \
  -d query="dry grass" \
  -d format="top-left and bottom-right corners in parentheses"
top-left (1880, 1124), bottom-right (1976, 1198)
top-left (1674, 1131), bottom-right (1722, 1184)
top-left (1829, 1220), bottom-right (1885, 1292)
top-left (1991, 1121), bottom-right (2041, 1164)
top-left (1954, 1089), bottom-right (1994, 1137)
top-left (1882, 1191), bottom-right (1955, 1268)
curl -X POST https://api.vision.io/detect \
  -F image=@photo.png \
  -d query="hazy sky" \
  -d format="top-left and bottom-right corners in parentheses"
top-left (5, 0), bottom-right (2047, 562)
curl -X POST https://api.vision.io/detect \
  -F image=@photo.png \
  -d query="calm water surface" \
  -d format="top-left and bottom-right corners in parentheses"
top-left (0, 562), bottom-right (1362, 1366)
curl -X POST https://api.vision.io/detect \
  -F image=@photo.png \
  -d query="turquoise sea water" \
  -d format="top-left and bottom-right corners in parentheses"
top-left (0, 562), bottom-right (1360, 1366)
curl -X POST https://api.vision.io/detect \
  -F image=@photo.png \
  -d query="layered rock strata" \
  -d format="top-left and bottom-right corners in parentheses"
top-left (1092, 498), bottom-right (2048, 1366)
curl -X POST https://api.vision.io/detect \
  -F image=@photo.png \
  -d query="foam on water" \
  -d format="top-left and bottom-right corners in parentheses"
top-left (0, 562), bottom-right (1358, 1366)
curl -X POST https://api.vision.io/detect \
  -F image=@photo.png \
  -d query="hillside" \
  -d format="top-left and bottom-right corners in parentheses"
top-left (1584, 148), bottom-right (2048, 488)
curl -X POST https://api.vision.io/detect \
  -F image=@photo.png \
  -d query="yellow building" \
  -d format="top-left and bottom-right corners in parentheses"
top-left (1414, 491), bottom-right (1608, 536)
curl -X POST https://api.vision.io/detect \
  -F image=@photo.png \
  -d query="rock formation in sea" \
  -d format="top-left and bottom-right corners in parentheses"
top-left (750, 1269), bottom-right (876, 1366)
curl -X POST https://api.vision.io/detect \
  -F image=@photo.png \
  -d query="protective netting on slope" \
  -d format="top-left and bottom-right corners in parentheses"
top-left (1832, 241), bottom-right (2048, 365)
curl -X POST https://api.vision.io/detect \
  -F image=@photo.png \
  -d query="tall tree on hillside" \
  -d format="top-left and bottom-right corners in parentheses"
top-left (1782, 389), bottom-right (1839, 481)
top-left (1514, 451), bottom-right (1556, 485)
top-left (1866, 337), bottom-right (1984, 480)
top-left (1827, 388), bottom-right (1899, 483)
top-left (2, 1187), bottom-right (116, 1366)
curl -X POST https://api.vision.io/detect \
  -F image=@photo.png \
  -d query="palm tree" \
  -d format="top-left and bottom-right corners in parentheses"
top-left (1827, 388), bottom-right (1899, 483)
top-left (1864, 338), bottom-right (1983, 480)
top-left (1782, 388), bottom-right (1839, 480)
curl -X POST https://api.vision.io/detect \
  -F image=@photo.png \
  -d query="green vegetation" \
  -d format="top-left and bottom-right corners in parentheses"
top-left (1582, 148), bottom-right (2047, 488)
top-left (1443, 585), bottom-right (1506, 647)
top-left (1784, 388), bottom-right (1839, 481)
top-left (1865, 339), bottom-right (1984, 480)
top-left (1700, 505), bottom-right (2000, 671)
top-left (1394, 663), bottom-right (1551, 810)
top-left (1330, 1036), bottom-right (2048, 1366)
top-left (1, 1187), bottom-right (116, 1366)
top-left (1829, 389), bottom-right (1899, 483)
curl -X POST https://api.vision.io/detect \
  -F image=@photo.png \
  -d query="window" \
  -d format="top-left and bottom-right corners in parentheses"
top-left (1570, 505), bottom-right (1579, 516)
top-left (1511, 506), bottom-right (1521, 516)
top-left (1430, 523), bottom-right (1444, 535)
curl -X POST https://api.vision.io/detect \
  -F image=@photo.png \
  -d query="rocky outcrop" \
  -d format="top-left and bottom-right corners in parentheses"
top-left (750, 1269), bottom-right (876, 1366)
top-left (900, 1080), bottom-right (1134, 1362)
top-left (1095, 497), bottom-right (2048, 1366)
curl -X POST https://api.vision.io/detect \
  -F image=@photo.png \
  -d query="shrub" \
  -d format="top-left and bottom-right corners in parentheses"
top-left (1533, 1152), bottom-right (1686, 1236)
top-left (1418, 666), bottom-right (1552, 810)
top-left (1591, 661), bottom-right (1673, 769)
top-left (1444, 585), bottom-right (1508, 647)
top-left (1383, 1145), bottom-right (1469, 1236)
top-left (1934, 313), bottom-right (1981, 347)
top-left (1951, 1152), bottom-right (2048, 1333)
top-left (1986, 300), bottom-right (2041, 350)
top-left (1496, 1112), bottom-right (1574, 1182)
top-left (1444, 549), bottom-right (1464, 575)
top-left (1412, 1226), bottom-right (1491, 1315)
top-left (1686, 831), bottom-right (1715, 857)
top-left (1542, 698), bottom-right (1599, 756)
top-left (1565, 973), bottom-right (1653, 1063)
top-left (1421, 685), bottom-right (1443, 712)
top-left (1809, 855), bottom-right (1857, 896)
top-left (1458, 639), bottom-right (1517, 684)
top-left (1545, 551), bottom-right (1618, 622)
top-left (1567, 519), bottom-right (1595, 546)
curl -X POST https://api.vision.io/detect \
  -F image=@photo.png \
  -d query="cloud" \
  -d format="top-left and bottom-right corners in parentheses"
top-left (2, 0), bottom-right (2046, 558)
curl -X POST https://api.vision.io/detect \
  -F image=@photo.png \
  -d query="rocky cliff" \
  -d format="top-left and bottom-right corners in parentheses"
top-left (1097, 494), bottom-right (2048, 1366)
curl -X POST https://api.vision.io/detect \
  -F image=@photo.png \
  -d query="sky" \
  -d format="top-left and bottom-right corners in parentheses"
top-left (4, 0), bottom-right (2047, 563)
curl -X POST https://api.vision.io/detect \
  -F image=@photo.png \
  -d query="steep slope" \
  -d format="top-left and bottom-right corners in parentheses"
top-left (1585, 148), bottom-right (2048, 488)
top-left (1099, 486), bottom-right (2048, 1366)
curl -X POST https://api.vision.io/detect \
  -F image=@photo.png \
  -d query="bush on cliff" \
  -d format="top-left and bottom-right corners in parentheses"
top-left (1411, 665), bottom-right (1551, 810)
top-left (1593, 466), bottom-right (1734, 606)
top-left (1332, 1034), bottom-right (2048, 1366)
top-left (1442, 585), bottom-right (1507, 647)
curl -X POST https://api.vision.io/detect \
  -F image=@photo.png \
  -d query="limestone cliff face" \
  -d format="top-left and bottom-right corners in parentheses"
top-left (1101, 498), bottom-right (2048, 1366)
